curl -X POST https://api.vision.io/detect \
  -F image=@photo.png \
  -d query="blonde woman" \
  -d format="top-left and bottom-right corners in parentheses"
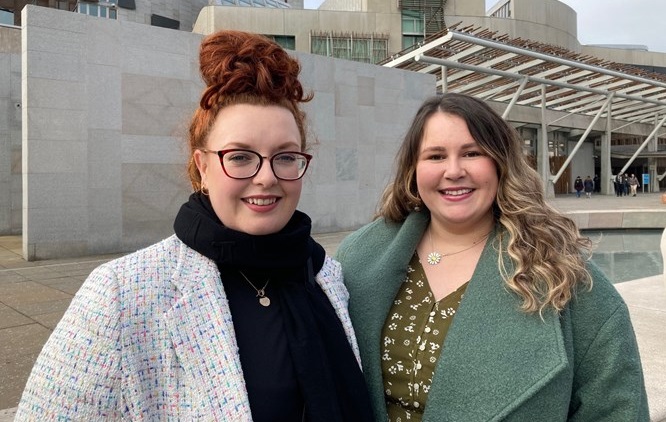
top-left (337, 93), bottom-right (648, 421)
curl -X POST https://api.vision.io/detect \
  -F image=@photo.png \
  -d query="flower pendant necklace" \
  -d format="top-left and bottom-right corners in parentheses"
top-left (427, 229), bottom-right (491, 265)
top-left (239, 271), bottom-right (271, 307)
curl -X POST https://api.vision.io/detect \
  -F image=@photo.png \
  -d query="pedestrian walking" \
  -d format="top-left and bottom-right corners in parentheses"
top-left (584, 175), bottom-right (594, 198)
top-left (628, 174), bottom-right (640, 196)
top-left (593, 174), bottom-right (600, 193)
top-left (615, 173), bottom-right (624, 197)
top-left (574, 176), bottom-right (583, 198)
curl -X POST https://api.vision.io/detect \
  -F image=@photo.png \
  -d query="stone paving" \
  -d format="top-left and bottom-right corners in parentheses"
top-left (1, 193), bottom-right (665, 421)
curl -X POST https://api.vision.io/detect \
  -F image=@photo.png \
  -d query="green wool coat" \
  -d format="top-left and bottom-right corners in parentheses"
top-left (336, 211), bottom-right (649, 422)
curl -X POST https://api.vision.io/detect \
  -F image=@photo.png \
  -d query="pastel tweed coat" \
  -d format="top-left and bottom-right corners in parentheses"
top-left (336, 211), bottom-right (650, 421)
top-left (16, 235), bottom-right (362, 421)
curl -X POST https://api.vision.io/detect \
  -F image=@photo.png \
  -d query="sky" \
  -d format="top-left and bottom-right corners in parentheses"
top-left (303, 0), bottom-right (666, 54)
top-left (522, 0), bottom-right (666, 54)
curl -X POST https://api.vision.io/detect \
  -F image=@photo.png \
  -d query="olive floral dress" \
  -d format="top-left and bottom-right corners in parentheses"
top-left (381, 253), bottom-right (468, 421)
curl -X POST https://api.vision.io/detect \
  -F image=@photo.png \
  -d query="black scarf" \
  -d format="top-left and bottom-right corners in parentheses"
top-left (173, 193), bottom-right (373, 421)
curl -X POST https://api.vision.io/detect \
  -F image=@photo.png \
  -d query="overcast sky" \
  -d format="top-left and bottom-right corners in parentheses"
top-left (495, 0), bottom-right (665, 53)
top-left (302, 0), bottom-right (665, 54)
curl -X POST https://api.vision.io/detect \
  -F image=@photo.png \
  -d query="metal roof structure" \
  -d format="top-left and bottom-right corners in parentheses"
top-left (381, 24), bottom-right (666, 127)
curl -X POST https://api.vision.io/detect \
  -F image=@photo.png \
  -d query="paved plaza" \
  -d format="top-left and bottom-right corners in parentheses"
top-left (1, 193), bottom-right (665, 421)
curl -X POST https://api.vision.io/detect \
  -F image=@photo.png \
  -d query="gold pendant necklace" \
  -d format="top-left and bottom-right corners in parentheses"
top-left (239, 271), bottom-right (271, 307)
top-left (427, 229), bottom-right (491, 266)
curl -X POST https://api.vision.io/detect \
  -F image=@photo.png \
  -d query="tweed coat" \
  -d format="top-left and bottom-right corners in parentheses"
top-left (336, 211), bottom-right (649, 422)
top-left (15, 235), bottom-right (362, 421)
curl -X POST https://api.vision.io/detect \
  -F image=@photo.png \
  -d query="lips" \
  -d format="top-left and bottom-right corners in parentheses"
top-left (441, 188), bottom-right (473, 196)
top-left (244, 197), bottom-right (278, 206)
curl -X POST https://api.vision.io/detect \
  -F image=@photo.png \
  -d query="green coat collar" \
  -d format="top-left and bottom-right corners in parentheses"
top-left (337, 212), bottom-right (568, 421)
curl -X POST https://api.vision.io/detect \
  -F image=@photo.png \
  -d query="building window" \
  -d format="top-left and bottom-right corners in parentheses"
top-left (77, 1), bottom-right (117, 19)
top-left (0, 10), bottom-right (14, 25)
top-left (402, 35), bottom-right (424, 50)
top-left (57, 1), bottom-right (70, 10)
top-left (402, 10), bottom-right (424, 50)
top-left (265, 35), bottom-right (296, 50)
top-left (151, 14), bottom-right (180, 29)
top-left (402, 10), bottom-right (424, 34)
top-left (310, 32), bottom-right (389, 64)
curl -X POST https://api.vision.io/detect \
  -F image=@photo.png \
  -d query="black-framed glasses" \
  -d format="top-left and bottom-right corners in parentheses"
top-left (200, 148), bottom-right (312, 181)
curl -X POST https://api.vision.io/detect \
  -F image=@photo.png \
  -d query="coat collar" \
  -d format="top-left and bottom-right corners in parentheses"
top-left (348, 213), bottom-right (567, 421)
top-left (164, 241), bottom-right (253, 420)
top-left (162, 239), bottom-right (361, 419)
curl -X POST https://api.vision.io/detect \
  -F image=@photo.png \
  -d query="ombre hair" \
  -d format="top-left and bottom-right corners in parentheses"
top-left (187, 30), bottom-right (313, 191)
top-left (378, 92), bottom-right (592, 314)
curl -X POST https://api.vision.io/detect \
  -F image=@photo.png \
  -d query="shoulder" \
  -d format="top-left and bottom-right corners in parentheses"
top-left (336, 218), bottom-right (400, 258)
top-left (566, 262), bottom-right (635, 350)
top-left (91, 235), bottom-right (211, 293)
top-left (336, 214), bottom-right (425, 266)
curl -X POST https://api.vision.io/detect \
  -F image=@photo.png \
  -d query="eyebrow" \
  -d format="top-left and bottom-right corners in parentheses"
top-left (421, 142), bottom-right (479, 152)
top-left (222, 141), bottom-right (301, 151)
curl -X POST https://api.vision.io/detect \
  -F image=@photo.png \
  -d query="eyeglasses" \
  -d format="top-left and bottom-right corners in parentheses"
top-left (199, 148), bottom-right (312, 181)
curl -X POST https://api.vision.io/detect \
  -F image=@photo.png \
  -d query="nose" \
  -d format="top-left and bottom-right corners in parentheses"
top-left (252, 157), bottom-right (278, 186)
top-left (444, 157), bottom-right (465, 179)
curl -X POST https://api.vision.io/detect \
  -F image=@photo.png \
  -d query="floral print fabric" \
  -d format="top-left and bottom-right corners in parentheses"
top-left (381, 253), bottom-right (468, 421)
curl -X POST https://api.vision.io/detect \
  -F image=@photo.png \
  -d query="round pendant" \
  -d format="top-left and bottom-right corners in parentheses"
top-left (259, 296), bottom-right (271, 307)
top-left (427, 252), bottom-right (442, 265)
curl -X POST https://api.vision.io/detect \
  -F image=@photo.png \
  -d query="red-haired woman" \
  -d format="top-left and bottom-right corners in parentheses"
top-left (16, 31), bottom-right (372, 421)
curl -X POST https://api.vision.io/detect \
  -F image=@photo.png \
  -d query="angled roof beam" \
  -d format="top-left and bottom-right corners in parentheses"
top-left (414, 55), bottom-right (666, 108)
top-left (416, 50), bottom-right (517, 79)
top-left (619, 113), bottom-right (666, 175)
top-left (551, 94), bottom-right (614, 184)
top-left (502, 77), bottom-right (529, 119)
top-left (383, 32), bottom-right (454, 67)
top-left (450, 31), bottom-right (666, 90)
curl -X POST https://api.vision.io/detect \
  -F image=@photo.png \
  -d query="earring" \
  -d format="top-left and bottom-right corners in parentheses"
top-left (413, 191), bottom-right (423, 211)
top-left (201, 185), bottom-right (209, 196)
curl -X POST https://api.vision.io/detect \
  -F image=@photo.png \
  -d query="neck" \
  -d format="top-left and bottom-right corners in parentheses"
top-left (428, 217), bottom-right (495, 248)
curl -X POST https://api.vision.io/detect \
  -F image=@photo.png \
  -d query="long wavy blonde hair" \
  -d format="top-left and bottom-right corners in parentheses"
top-left (378, 93), bottom-right (592, 314)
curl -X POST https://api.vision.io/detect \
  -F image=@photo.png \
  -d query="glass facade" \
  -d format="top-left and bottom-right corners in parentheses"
top-left (311, 33), bottom-right (389, 64)
top-left (77, 1), bottom-right (118, 19)
top-left (216, 0), bottom-right (290, 8)
top-left (266, 35), bottom-right (296, 50)
top-left (402, 10), bottom-right (424, 50)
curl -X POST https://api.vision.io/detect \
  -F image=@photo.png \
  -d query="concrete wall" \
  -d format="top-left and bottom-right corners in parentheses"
top-left (193, 5), bottom-right (404, 56)
top-left (22, 5), bottom-right (434, 260)
top-left (117, 0), bottom-right (210, 31)
top-left (0, 25), bottom-right (21, 236)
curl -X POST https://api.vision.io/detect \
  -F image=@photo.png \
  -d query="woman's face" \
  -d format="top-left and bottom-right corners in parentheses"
top-left (415, 112), bottom-right (498, 232)
top-left (194, 104), bottom-right (303, 235)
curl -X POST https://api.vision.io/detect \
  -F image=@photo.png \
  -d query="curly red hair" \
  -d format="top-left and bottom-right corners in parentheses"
top-left (187, 30), bottom-right (313, 191)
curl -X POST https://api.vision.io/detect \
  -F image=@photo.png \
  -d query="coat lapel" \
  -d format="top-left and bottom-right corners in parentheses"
top-left (344, 212), bottom-right (431, 418)
top-left (423, 234), bottom-right (568, 421)
top-left (164, 244), bottom-right (253, 421)
top-left (315, 259), bottom-right (363, 366)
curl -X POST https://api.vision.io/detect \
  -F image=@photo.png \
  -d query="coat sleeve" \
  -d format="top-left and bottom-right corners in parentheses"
top-left (568, 300), bottom-right (650, 421)
top-left (15, 264), bottom-right (124, 421)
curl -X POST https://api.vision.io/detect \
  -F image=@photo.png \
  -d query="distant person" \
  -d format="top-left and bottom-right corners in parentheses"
top-left (15, 30), bottom-right (372, 421)
top-left (574, 175), bottom-right (583, 198)
top-left (584, 175), bottom-right (594, 198)
top-left (615, 172), bottom-right (625, 197)
top-left (336, 93), bottom-right (649, 421)
top-left (623, 173), bottom-right (630, 196)
top-left (593, 174), bottom-right (600, 193)
top-left (629, 173), bottom-right (640, 196)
